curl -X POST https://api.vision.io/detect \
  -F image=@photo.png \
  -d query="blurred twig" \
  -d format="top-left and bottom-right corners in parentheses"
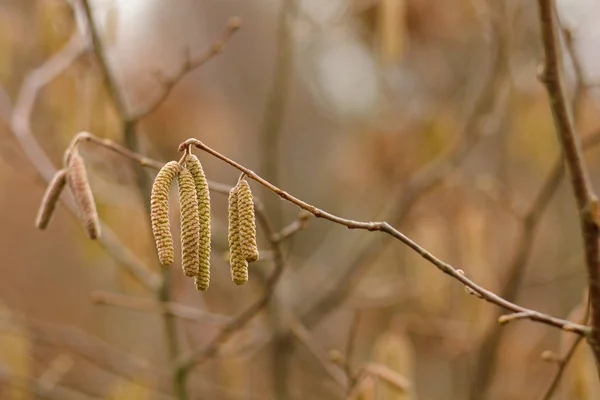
top-left (8, 29), bottom-right (162, 290)
top-left (287, 317), bottom-right (347, 389)
top-left (130, 18), bottom-right (242, 121)
top-left (91, 290), bottom-right (231, 326)
top-left (298, 14), bottom-right (508, 328)
top-left (259, 0), bottom-right (297, 227)
top-left (539, 296), bottom-right (589, 400)
top-left (470, 127), bottom-right (600, 399)
top-left (537, 0), bottom-right (600, 370)
top-left (175, 194), bottom-right (288, 377)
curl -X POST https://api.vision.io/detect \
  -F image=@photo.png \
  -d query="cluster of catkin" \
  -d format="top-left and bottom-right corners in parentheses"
top-left (151, 155), bottom-right (211, 291)
top-left (150, 152), bottom-right (260, 289)
top-left (228, 176), bottom-right (259, 285)
top-left (35, 149), bottom-right (101, 239)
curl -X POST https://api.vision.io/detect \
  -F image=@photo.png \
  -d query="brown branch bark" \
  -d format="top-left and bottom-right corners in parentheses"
top-left (537, 0), bottom-right (600, 371)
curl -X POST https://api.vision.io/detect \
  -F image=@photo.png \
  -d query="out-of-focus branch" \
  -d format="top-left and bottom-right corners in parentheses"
top-left (259, 0), bottom-right (297, 227)
top-left (287, 317), bottom-right (347, 389)
top-left (8, 30), bottom-right (161, 291)
top-left (469, 128), bottom-right (600, 398)
top-left (537, 0), bottom-right (600, 370)
top-left (91, 290), bottom-right (231, 326)
top-left (298, 17), bottom-right (508, 328)
top-left (344, 311), bottom-right (361, 393)
top-left (271, 211), bottom-right (311, 242)
top-left (179, 138), bottom-right (590, 336)
top-left (175, 196), bottom-right (288, 377)
top-left (539, 296), bottom-right (589, 400)
top-left (131, 18), bottom-right (242, 121)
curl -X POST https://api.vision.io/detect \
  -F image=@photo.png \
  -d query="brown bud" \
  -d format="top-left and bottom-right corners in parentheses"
top-left (68, 151), bottom-right (100, 239)
top-left (151, 161), bottom-right (181, 266)
top-left (185, 154), bottom-right (211, 290)
top-left (237, 178), bottom-right (259, 263)
top-left (35, 169), bottom-right (68, 230)
top-left (179, 167), bottom-right (200, 278)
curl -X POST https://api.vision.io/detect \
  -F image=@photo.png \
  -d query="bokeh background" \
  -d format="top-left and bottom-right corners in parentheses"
top-left (1, 0), bottom-right (600, 399)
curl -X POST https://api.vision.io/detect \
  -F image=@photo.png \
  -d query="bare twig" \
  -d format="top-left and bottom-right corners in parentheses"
top-left (91, 290), bottom-right (231, 326)
top-left (259, 0), bottom-right (297, 227)
top-left (131, 17), bottom-right (242, 121)
top-left (271, 211), bottom-right (311, 243)
top-left (539, 296), bottom-right (590, 400)
top-left (537, 0), bottom-right (600, 368)
top-left (287, 317), bottom-right (347, 389)
top-left (344, 311), bottom-right (361, 388)
top-left (179, 138), bottom-right (590, 337)
top-left (299, 23), bottom-right (508, 328)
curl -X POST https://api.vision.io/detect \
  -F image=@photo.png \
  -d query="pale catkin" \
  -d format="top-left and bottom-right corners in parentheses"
top-left (185, 154), bottom-right (211, 290)
top-left (179, 167), bottom-right (200, 277)
top-left (35, 169), bottom-right (68, 230)
top-left (228, 186), bottom-right (248, 285)
top-left (237, 179), bottom-right (259, 263)
top-left (68, 151), bottom-right (101, 239)
top-left (151, 161), bottom-right (181, 267)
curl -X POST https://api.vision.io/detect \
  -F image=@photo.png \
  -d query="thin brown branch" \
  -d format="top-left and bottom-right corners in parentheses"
top-left (131, 17), bottom-right (242, 121)
top-left (90, 291), bottom-right (231, 326)
top-left (537, 0), bottom-right (600, 368)
top-left (179, 138), bottom-right (590, 337)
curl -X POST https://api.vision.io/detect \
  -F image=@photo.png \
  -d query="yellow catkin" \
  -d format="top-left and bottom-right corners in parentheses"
top-left (68, 150), bottom-right (101, 239)
top-left (151, 161), bottom-right (181, 267)
top-left (228, 186), bottom-right (248, 285)
top-left (236, 178), bottom-right (259, 263)
top-left (185, 155), bottom-right (211, 291)
top-left (35, 169), bottom-right (68, 230)
top-left (179, 167), bottom-right (200, 277)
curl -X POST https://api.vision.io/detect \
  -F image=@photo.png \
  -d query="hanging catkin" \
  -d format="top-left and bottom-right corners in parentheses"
top-left (151, 161), bottom-right (181, 267)
top-left (35, 169), bottom-right (68, 230)
top-left (178, 167), bottom-right (200, 277)
top-left (228, 185), bottom-right (248, 285)
top-left (236, 178), bottom-right (259, 263)
top-left (185, 154), bottom-right (211, 291)
top-left (68, 150), bottom-right (101, 239)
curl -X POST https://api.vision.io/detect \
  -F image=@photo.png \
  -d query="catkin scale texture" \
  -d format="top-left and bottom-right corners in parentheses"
top-left (151, 161), bottom-right (181, 267)
top-left (228, 186), bottom-right (248, 285)
top-left (68, 151), bottom-right (101, 239)
top-left (185, 155), bottom-right (211, 290)
top-left (237, 179), bottom-right (259, 263)
top-left (35, 169), bottom-right (68, 230)
top-left (179, 168), bottom-right (200, 277)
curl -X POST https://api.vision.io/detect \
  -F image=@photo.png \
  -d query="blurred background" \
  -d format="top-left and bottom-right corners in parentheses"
top-left (1, 0), bottom-right (600, 399)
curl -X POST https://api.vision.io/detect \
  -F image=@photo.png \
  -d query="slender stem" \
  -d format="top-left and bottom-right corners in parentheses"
top-left (537, 0), bottom-right (600, 370)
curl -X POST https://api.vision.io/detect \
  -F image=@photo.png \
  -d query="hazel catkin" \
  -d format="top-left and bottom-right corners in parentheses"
top-left (151, 161), bottom-right (181, 267)
top-left (178, 167), bottom-right (200, 278)
top-left (35, 169), bottom-right (68, 230)
top-left (68, 150), bottom-right (101, 239)
top-left (236, 178), bottom-right (259, 263)
top-left (185, 154), bottom-right (211, 290)
top-left (228, 185), bottom-right (248, 285)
